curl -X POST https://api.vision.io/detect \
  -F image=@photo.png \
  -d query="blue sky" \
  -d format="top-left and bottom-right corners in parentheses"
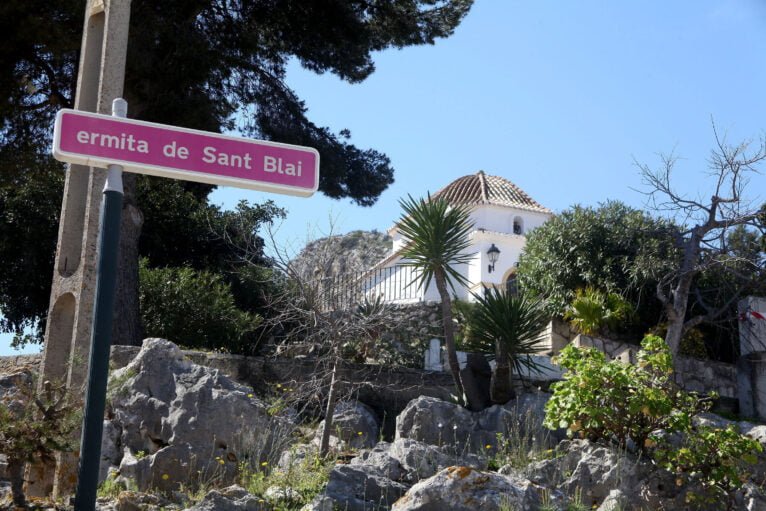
top-left (3, 0), bottom-right (766, 355)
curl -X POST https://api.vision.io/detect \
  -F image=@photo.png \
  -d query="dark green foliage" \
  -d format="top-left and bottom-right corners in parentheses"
top-left (396, 194), bottom-right (474, 293)
top-left (0, 0), bottom-right (473, 342)
top-left (0, 152), bottom-right (64, 346)
top-left (517, 201), bottom-right (679, 334)
top-left (138, 259), bottom-right (263, 353)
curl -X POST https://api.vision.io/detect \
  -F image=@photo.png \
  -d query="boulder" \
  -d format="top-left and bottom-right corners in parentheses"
top-left (395, 396), bottom-right (478, 451)
top-left (324, 464), bottom-right (409, 511)
top-left (395, 392), bottom-right (555, 454)
top-left (314, 401), bottom-right (380, 450)
top-left (113, 490), bottom-right (175, 511)
top-left (391, 466), bottom-right (539, 511)
top-left (108, 339), bottom-right (291, 491)
top-left (525, 439), bottom-right (675, 509)
top-left (526, 440), bottom-right (643, 505)
top-left (387, 438), bottom-right (485, 483)
top-left (349, 442), bottom-right (406, 481)
top-left (183, 485), bottom-right (265, 511)
top-left (596, 489), bottom-right (630, 511)
top-left (99, 419), bottom-right (122, 484)
top-left (299, 494), bottom-right (335, 511)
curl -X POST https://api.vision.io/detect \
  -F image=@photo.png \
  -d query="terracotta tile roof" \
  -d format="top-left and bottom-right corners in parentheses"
top-left (430, 170), bottom-right (551, 213)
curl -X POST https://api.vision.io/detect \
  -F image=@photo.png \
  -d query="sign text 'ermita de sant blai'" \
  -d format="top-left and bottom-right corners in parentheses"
top-left (53, 108), bottom-right (320, 197)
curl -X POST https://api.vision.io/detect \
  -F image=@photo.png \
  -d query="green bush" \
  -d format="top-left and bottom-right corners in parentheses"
top-left (139, 259), bottom-right (262, 353)
top-left (544, 335), bottom-right (762, 507)
top-left (544, 335), bottom-right (701, 449)
top-left (0, 377), bottom-right (81, 507)
top-left (654, 425), bottom-right (762, 507)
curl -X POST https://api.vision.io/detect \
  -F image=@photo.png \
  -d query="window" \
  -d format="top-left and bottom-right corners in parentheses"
top-left (513, 216), bottom-right (524, 235)
top-left (506, 273), bottom-right (518, 295)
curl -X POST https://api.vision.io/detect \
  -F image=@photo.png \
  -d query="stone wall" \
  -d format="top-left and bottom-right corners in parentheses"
top-left (378, 302), bottom-right (444, 367)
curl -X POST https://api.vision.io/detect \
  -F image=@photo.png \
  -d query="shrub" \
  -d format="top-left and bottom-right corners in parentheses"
top-left (139, 259), bottom-right (262, 353)
top-left (0, 375), bottom-right (81, 507)
top-left (544, 335), bottom-right (762, 508)
top-left (654, 425), bottom-right (762, 507)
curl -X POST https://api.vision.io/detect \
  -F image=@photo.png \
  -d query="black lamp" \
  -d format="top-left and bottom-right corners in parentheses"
top-left (487, 243), bottom-right (500, 273)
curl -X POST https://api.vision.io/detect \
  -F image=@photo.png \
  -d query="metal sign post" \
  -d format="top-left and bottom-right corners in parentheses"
top-left (73, 98), bottom-right (127, 511)
top-left (50, 100), bottom-right (320, 510)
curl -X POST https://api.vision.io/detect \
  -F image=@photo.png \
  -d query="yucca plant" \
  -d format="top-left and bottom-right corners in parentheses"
top-left (396, 194), bottom-right (475, 407)
top-left (462, 288), bottom-right (548, 404)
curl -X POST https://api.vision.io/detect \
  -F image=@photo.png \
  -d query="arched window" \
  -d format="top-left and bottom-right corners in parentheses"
top-left (513, 216), bottom-right (524, 235)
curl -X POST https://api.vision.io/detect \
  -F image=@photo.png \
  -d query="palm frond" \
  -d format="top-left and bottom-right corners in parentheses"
top-left (396, 194), bottom-right (474, 293)
top-left (464, 288), bottom-right (549, 375)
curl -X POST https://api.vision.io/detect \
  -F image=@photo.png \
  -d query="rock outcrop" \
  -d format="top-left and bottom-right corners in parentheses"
top-left (392, 466), bottom-right (540, 511)
top-left (104, 339), bottom-right (292, 491)
top-left (314, 401), bottom-right (380, 450)
top-left (395, 393), bottom-right (555, 453)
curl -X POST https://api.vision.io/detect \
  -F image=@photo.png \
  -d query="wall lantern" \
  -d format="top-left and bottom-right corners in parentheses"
top-left (487, 243), bottom-right (501, 273)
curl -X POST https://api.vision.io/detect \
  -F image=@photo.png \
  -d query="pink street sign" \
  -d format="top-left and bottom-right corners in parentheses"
top-left (52, 109), bottom-right (319, 197)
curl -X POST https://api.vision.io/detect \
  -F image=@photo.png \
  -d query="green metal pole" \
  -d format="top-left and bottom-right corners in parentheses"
top-left (74, 98), bottom-right (127, 511)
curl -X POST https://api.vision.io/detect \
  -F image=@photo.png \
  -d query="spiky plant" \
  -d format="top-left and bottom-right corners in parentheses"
top-left (463, 288), bottom-right (548, 404)
top-left (396, 194), bottom-right (474, 407)
top-left (565, 286), bottom-right (633, 336)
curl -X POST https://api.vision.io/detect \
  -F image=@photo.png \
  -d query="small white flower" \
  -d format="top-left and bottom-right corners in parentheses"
top-left (437, 423), bottom-right (443, 429)
top-left (452, 425), bottom-right (458, 430)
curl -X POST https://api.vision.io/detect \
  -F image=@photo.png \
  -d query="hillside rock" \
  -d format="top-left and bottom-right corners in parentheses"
top-left (325, 464), bottom-right (409, 511)
top-left (289, 230), bottom-right (392, 282)
top-left (183, 485), bottom-right (265, 511)
top-left (106, 338), bottom-right (292, 491)
top-left (314, 401), bottom-right (380, 450)
top-left (391, 466), bottom-right (540, 511)
top-left (395, 393), bottom-right (555, 453)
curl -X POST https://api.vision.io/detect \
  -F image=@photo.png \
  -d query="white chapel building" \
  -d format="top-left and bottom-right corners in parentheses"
top-left (367, 170), bottom-right (553, 303)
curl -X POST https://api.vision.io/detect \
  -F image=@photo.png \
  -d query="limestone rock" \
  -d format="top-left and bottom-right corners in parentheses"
top-left (314, 401), bottom-right (380, 450)
top-left (387, 438), bottom-right (485, 483)
top-left (395, 396), bottom-right (476, 450)
top-left (349, 442), bottom-right (405, 481)
top-left (100, 419), bottom-right (122, 484)
top-left (109, 338), bottom-right (291, 491)
top-left (596, 489), bottom-right (630, 511)
top-left (325, 464), bottom-right (409, 511)
top-left (391, 466), bottom-right (539, 511)
top-left (395, 393), bottom-right (554, 454)
top-left (183, 485), bottom-right (265, 511)
top-left (113, 490), bottom-right (175, 511)
top-left (299, 494), bottom-right (335, 511)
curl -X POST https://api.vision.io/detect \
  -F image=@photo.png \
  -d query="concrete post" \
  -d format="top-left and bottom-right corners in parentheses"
top-left (27, 0), bottom-right (131, 499)
top-left (424, 338), bottom-right (442, 371)
top-left (737, 297), bottom-right (766, 420)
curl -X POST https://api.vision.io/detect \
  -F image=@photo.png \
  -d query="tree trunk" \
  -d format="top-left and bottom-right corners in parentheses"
top-left (664, 310), bottom-right (686, 356)
top-left (319, 358), bottom-right (340, 457)
top-left (490, 342), bottom-right (514, 404)
top-left (433, 269), bottom-right (469, 407)
top-left (8, 458), bottom-right (27, 507)
top-left (111, 173), bottom-right (144, 345)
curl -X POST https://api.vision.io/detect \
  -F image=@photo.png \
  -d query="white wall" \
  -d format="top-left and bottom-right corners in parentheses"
top-left (380, 203), bottom-right (553, 303)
